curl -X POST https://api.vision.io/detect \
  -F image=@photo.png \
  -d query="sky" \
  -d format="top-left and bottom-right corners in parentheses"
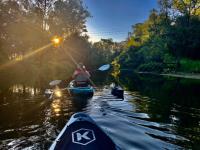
top-left (83, 0), bottom-right (158, 42)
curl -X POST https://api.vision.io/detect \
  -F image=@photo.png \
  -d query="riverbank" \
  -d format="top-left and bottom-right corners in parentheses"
top-left (138, 72), bottom-right (200, 80)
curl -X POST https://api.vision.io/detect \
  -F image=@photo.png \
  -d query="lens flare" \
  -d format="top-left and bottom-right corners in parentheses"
top-left (0, 43), bottom-right (52, 71)
top-left (51, 36), bottom-right (62, 47)
top-left (53, 38), bottom-right (60, 44)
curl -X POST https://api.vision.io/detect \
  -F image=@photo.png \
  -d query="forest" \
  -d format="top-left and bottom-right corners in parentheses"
top-left (0, 0), bottom-right (122, 88)
top-left (0, 0), bottom-right (200, 88)
top-left (114, 0), bottom-right (200, 74)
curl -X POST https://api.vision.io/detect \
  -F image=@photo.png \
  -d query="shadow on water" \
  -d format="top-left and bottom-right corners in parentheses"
top-left (0, 73), bottom-right (199, 149)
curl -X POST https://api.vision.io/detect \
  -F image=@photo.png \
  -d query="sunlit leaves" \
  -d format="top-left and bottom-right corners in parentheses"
top-left (115, 0), bottom-right (200, 74)
top-left (172, 0), bottom-right (200, 16)
top-left (111, 60), bottom-right (121, 78)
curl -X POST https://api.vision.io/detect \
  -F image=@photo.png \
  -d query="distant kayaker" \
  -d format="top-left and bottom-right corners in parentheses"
top-left (72, 63), bottom-right (91, 87)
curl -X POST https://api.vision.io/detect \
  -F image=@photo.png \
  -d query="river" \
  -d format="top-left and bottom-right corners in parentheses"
top-left (0, 74), bottom-right (199, 150)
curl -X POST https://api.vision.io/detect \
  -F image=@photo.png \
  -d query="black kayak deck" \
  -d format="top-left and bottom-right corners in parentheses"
top-left (50, 113), bottom-right (119, 150)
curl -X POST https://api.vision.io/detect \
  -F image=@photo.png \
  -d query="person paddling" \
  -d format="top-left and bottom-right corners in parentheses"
top-left (72, 63), bottom-right (91, 87)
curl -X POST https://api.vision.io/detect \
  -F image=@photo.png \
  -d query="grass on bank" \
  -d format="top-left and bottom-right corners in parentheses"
top-left (180, 58), bottom-right (200, 73)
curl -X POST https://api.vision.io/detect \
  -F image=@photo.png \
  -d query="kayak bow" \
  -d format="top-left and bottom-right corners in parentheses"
top-left (49, 112), bottom-right (120, 150)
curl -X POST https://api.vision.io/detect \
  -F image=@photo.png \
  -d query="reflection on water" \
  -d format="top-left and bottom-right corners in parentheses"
top-left (51, 99), bottom-right (62, 116)
top-left (0, 75), bottom-right (200, 149)
top-left (10, 85), bottom-right (40, 95)
top-left (119, 73), bottom-right (200, 149)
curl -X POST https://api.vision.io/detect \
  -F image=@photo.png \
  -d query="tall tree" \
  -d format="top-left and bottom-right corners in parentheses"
top-left (48, 0), bottom-right (89, 35)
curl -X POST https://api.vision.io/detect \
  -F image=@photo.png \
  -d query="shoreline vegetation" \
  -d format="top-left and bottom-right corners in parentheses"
top-left (0, 0), bottom-right (199, 86)
top-left (138, 72), bottom-right (200, 80)
top-left (112, 0), bottom-right (200, 78)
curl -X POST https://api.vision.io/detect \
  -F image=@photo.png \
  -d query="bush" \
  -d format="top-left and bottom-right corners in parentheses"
top-left (180, 59), bottom-right (200, 73)
top-left (137, 62), bottom-right (163, 73)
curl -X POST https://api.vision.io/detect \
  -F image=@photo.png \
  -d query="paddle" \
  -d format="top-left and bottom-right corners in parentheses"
top-left (49, 64), bottom-right (110, 87)
top-left (46, 64), bottom-right (111, 99)
top-left (97, 64), bottom-right (111, 71)
top-left (49, 80), bottom-right (62, 86)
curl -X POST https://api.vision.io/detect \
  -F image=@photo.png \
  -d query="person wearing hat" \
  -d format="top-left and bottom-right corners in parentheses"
top-left (72, 63), bottom-right (91, 87)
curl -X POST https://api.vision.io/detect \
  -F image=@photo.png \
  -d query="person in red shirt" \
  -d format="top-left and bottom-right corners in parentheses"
top-left (72, 63), bottom-right (91, 87)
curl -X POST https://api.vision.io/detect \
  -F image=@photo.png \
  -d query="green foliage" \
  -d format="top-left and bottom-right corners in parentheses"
top-left (127, 22), bottom-right (149, 47)
top-left (172, 0), bottom-right (200, 16)
top-left (180, 58), bottom-right (200, 73)
top-left (48, 0), bottom-right (90, 35)
top-left (137, 62), bottom-right (163, 73)
top-left (114, 0), bottom-right (200, 74)
top-left (0, 0), bottom-right (91, 86)
top-left (0, 0), bottom-right (123, 87)
top-left (0, 0), bottom-right (199, 87)
top-left (167, 16), bottom-right (200, 59)
top-left (111, 60), bottom-right (121, 78)
top-left (91, 39), bottom-right (123, 68)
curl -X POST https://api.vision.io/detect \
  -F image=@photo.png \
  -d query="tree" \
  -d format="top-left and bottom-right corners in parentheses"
top-left (114, 1), bottom-right (200, 73)
top-left (172, 0), bottom-right (200, 16)
top-left (48, 0), bottom-right (90, 35)
top-left (0, 0), bottom-right (91, 85)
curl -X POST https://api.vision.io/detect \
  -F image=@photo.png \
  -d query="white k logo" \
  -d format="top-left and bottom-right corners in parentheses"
top-left (77, 131), bottom-right (90, 141)
top-left (72, 128), bottom-right (96, 145)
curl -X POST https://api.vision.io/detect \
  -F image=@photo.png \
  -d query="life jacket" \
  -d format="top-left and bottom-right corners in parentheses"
top-left (73, 69), bottom-right (90, 85)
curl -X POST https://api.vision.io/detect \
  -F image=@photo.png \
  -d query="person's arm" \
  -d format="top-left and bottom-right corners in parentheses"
top-left (72, 70), bottom-right (78, 79)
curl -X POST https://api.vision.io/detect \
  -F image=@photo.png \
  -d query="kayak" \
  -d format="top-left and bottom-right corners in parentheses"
top-left (44, 81), bottom-right (94, 99)
top-left (111, 87), bottom-right (124, 99)
top-left (68, 80), bottom-right (94, 97)
top-left (111, 84), bottom-right (124, 99)
top-left (49, 112), bottom-right (120, 150)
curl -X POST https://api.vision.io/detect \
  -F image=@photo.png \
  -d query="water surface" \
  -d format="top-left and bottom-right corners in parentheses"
top-left (0, 75), bottom-right (199, 150)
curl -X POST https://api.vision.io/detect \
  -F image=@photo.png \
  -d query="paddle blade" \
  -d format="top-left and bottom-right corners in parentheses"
top-left (49, 80), bottom-right (62, 86)
top-left (98, 64), bottom-right (110, 71)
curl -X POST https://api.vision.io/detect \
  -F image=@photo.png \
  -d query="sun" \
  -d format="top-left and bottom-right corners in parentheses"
top-left (51, 36), bottom-right (62, 46)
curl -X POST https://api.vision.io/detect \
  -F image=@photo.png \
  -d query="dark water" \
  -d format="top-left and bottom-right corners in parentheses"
top-left (0, 75), bottom-right (200, 150)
